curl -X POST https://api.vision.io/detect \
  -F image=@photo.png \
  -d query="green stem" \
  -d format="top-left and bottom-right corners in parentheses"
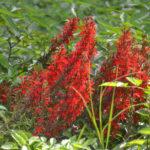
top-left (72, 86), bottom-right (102, 145)
top-left (99, 86), bottom-right (104, 149)
top-left (105, 86), bottom-right (116, 149)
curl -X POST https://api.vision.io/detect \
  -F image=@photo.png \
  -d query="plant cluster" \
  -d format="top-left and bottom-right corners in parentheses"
top-left (0, 15), bottom-right (150, 149)
top-left (94, 29), bottom-right (150, 134)
top-left (6, 17), bottom-right (97, 137)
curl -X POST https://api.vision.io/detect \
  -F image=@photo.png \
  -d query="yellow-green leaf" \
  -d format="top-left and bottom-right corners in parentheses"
top-left (11, 130), bottom-right (28, 146)
top-left (126, 77), bottom-right (142, 86)
top-left (138, 127), bottom-right (150, 135)
top-left (99, 81), bottom-right (128, 87)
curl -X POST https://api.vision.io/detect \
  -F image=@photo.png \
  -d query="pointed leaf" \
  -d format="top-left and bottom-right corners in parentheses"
top-left (0, 105), bottom-right (7, 111)
top-left (40, 136), bottom-right (47, 142)
top-left (139, 127), bottom-right (150, 135)
top-left (0, 110), bottom-right (7, 122)
top-left (123, 139), bottom-right (146, 147)
top-left (136, 109), bottom-right (149, 117)
top-left (0, 9), bottom-right (13, 16)
top-left (0, 55), bottom-right (9, 69)
top-left (11, 130), bottom-right (28, 146)
top-left (83, 138), bottom-right (97, 146)
top-left (71, 7), bottom-right (77, 17)
top-left (1, 142), bottom-right (19, 149)
top-left (73, 143), bottom-right (90, 150)
top-left (1, 14), bottom-right (19, 36)
top-left (126, 77), bottom-right (142, 86)
top-left (28, 136), bottom-right (41, 145)
top-left (100, 81), bottom-right (128, 87)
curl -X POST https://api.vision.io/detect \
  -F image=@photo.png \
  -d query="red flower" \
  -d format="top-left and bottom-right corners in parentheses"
top-left (12, 16), bottom-right (97, 137)
top-left (95, 29), bottom-right (150, 133)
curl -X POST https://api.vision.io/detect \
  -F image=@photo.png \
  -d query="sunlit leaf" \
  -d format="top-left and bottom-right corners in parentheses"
top-left (1, 142), bottom-right (19, 149)
top-left (28, 136), bottom-right (41, 145)
top-left (126, 77), bottom-right (143, 86)
top-left (136, 109), bottom-right (149, 117)
top-left (123, 139), bottom-right (146, 147)
top-left (99, 81), bottom-right (128, 87)
top-left (0, 105), bottom-right (7, 111)
top-left (11, 130), bottom-right (28, 146)
top-left (139, 127), bottom-right (150, 135)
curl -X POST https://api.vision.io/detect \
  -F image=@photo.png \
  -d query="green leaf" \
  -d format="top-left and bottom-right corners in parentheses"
top-left (0, 134), bottom-right (3, 141)
top-left (0, 110), bottom-right (7, 122)
top-left (32, 142), bottom-right (43, 149)
top-left (99, 81), bottom-right (128, 87)
top-left (123, 139), bottom-right (146, 147)
top-left (1, 142), bottom-right (19, 149)
top-left (145, 86), bottom-right (150, 94)
top-left (49, 138), bottom-right (56, 146)
top-left (73, 143), bottom-right (90, 150)
top-left (63, 130), bottom-right (72, 138)
top-left (61, 139), bottom-right (70, 146)
top-left (29, 16), bottom-right (48, 28)
top-left (97, 21), bottom-right (122, 34)
top-left (11, 130), bottom-right (28, 146)
top-left (0, 55), bottom-right (9, 69)
top-left (21, 145), bottom-right (31, 150)
top-left (83, 138), bottom-right (97, 146)
top-left (62, 0), bottom-right (73, 3)
top-left (40, 137), bottom-right (47, 142)
top-left (113, 142), bottom-right (127, 150)
top-left (143, 103), bottom-right (150, 108)
top-left (126, 77), bottom-right (143, 86)
top-left (0, 9), bottom-right (13, 16)
top-left (28, 136), bottom-right (41, 145)
top-left (1, 14), bottom-right (19, 36)
top-left (76, 1), bottom-right (91, 6)
top-left (0, 105), bottom-right (7, 111)
top-left (138, 127), bottom-right (150, 135)
top-left (136, 109), bottom-right (149, 117)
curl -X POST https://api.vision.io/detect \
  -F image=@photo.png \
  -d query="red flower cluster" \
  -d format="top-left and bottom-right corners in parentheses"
top-left (1, 17), bottom-right (149, 138)
top-left (13, 16), bottom-right (97, 136)
top-left (51, 17), bottom-right (79, 49)
top-left (95, 29), bottom-right (150, 133)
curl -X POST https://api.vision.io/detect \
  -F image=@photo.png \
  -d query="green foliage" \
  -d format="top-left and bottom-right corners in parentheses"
top-left (126, 77), bottom-right (143, 86)
top-left (0, 130), bottom-right (98, 150)
top-left (0, 105), bottom-right (9, 124)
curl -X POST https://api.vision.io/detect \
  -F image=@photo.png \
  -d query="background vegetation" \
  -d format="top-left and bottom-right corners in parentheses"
top-left (0, 0), bottom-right (149, 149)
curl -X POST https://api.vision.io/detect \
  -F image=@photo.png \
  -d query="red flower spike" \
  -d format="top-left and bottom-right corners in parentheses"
top-left (12, 16), bottom-right (97, 137)
top-left (95, 29), bottom-right (150, 134)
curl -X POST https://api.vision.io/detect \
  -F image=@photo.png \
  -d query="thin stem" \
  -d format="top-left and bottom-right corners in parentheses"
top-left (88, 61), bottom-right (96, 121)
top-left (99, 86), bottom-right (104, 149)
top-left (72, 86), bottom-right (102, 145)
top-left (105, 85), bottom-right (116, 149)
top-left (7, 38), bottom-right (13, 61)
top-left (106, 65), bottom-right (118, 149)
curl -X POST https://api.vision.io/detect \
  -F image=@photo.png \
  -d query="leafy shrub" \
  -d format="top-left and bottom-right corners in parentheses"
top-left (0, 130), bottom-right (98, 150)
